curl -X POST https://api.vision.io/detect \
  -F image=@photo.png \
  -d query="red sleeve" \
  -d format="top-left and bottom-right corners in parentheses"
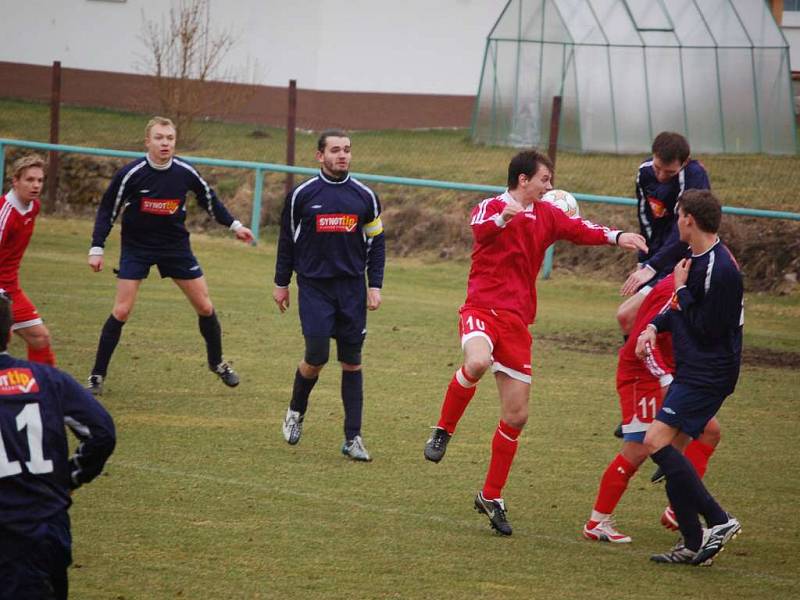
top-left (470, 198), bottom-right (507, 244)
top-left (541, 202), bottom-right (618, 246)
top-left (631, 278), bottom-right (675, 384)
top-left (0, 197), bottom-right (10, 246)
top-left (642, 335), bottom-right (674, 385)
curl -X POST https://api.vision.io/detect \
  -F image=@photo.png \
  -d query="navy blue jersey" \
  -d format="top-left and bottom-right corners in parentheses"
top-left (274, 171), bottom-right (386, 288)
top-left (91, 155), bottom-right (235, 253)
top-left (0, 353), bottom-right (116, 545)
top-left (651, 240), bottom-right (743, 396)
top-left (636, 159), bottom-right (710, 275)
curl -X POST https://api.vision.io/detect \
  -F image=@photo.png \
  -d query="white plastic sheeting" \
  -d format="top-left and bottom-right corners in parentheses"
top-left (472, 0), bottom-right (797, 154)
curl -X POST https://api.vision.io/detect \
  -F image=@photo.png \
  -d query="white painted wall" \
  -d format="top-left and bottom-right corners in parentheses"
top-left (0, 0), bottom-right (508, 95)
top-left (783, 11), bottom-right (800, 71)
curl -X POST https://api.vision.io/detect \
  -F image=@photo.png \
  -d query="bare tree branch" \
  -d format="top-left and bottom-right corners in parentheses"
top-left (137, 0), bottom-right (252, 145)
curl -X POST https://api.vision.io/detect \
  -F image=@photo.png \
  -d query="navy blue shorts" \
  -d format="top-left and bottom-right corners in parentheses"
top-left (0, 512), bottom-right (71, 600)
top-left (656, 382), bottom-right (726, 439)
top-left (297, 275), bottom-right (366, 343)
top-left (117, 247), bottom-right (203, 280)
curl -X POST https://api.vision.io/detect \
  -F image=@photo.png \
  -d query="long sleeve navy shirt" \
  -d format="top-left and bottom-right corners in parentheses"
top-left (650, 239), bottom-right (743, 396)
top-left (0, 353), bottom-right (116, 551)
top-left (274, 171), bottom-right (386, 288)
top-left (91, 155), bottom-right (235, 253)
top-left (636, 159), bottom-right (710, 276)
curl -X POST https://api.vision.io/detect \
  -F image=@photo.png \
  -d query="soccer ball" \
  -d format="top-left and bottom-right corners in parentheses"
top-left (542, 189), bottom-right (580, 218)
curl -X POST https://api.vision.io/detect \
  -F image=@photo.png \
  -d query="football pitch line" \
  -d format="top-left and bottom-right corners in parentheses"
top-left (110, 459), bottom-right (796, 586)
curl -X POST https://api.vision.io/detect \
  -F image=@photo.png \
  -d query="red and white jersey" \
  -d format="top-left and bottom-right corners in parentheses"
top-left (0, 191), bottom-right (40, 288)
top-left (617, 275), bottom-right (675, 387)
top-left (463, 191), bottom-right (619, 324)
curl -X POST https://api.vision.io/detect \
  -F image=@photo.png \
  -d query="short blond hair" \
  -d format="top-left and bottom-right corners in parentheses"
top-left (12, 154), bottom-right (45, 180)
top-left (145, 116), bottom-right (176, 138)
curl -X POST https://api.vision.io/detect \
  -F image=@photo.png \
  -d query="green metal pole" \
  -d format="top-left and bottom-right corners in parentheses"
top-left (251, 167), bottom-right (264, 244)
top-left (542, 244), bottom-right (554, 279)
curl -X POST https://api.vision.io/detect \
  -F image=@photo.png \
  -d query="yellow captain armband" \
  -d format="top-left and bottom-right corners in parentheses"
top-left (364, 216), bottom-right (384, 238)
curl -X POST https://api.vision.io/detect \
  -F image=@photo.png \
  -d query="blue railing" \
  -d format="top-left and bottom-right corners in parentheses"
top-left (2, 138), bottom-right (798, 278)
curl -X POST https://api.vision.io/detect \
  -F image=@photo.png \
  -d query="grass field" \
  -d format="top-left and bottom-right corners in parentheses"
top-left (8, 216), bottom-right (799, 599)
top-left (2, 98), bottom-right (800, 211)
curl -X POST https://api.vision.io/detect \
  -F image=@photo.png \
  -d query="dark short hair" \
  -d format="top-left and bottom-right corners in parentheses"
top-left (507, 150), bottom-right (554, 189)
top-left (680, 189), bottom-right (721, 233)
top-left (0, 293), bottom-right (12, 352)
top-left (652, 131), bottom-right (690, 164)
top-left (317, 129), bottom-right (350, 152)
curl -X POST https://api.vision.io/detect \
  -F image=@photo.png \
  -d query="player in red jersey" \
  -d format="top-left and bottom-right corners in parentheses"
top-left (582, 275), bottom-right (721, 543)
top-left (0, 155), bottom-right (55, 366)
top-left (422, 150), bottom-right (648, 535)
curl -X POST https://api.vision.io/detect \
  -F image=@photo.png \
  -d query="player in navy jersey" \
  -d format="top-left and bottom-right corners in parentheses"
top-left (611, 132), bottom-right (710, 440)
top-left (637, 189), bottom-right (743, 566)
top-left (582, 275), bottom-right (722, 544)
top-left (86, 117), bottom-right (254, 395)
top-left (617, 132), bottom-right (710, 336)
top-left (0, 293), bottom-right (116, 599)
top-left (274, 130), bottom-right (385, 461)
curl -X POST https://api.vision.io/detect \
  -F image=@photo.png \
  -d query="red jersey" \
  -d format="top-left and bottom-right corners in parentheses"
top-left (0, 191), bottom-right (40, 289)
top-left (617, 276), bottom-right (675, 387)
top-left (463, 191), bottom-right (619, 324)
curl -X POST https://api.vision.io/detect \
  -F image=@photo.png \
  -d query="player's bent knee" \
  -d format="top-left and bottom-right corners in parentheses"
top-left (300, 361), bottom-right (325, 378)
top-left (194, 301), bottom-right (214, 317)
top-left (340, 362), bottom-right (361, 372)
top-left (700, 418), bottom-right (722, 446)
top-left (502, 407), bottom-right (528, 429)
top-left (112, 307), bottom-right (132, 322)
top-left (23, 327), bottom-right (51, 349)
top-left (616, 305), bottom-right (633, 332)
top-left (463, 356), bottom-right (491, 379)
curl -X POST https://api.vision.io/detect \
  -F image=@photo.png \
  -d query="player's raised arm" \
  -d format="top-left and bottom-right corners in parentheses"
top-left (470, 197), bottom-right (522, 243)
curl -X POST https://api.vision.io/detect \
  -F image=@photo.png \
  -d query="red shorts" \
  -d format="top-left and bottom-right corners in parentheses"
top-left (0, 286), bottom-right (43, 331)
top-left (458, 307), bottom-right (532, 383)
top-left (617, 376), bottom-right (666, 441)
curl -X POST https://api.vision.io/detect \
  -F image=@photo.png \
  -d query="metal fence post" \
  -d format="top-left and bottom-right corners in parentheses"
top-left (285, 79), bottom-right (297, 198)
top-left (0, 142), bottom-right (5, 189)
top-left (47, 60), bottom-right (62, 213)
top-left (542, 95), bottom-right (563, 280)
top-left (251, 167), bottom-right (264, 244)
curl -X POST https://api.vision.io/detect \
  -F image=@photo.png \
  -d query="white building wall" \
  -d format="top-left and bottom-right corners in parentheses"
top-left (0, 0), bottom-right (507, 95)
top-left (783, 11), bottom-right (800, 70)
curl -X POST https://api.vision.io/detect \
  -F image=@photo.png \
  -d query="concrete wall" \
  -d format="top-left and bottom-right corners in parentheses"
top-left (783, 11), bottom-right (800, 71)
top-left (0, 0), bottom-right (506, 96)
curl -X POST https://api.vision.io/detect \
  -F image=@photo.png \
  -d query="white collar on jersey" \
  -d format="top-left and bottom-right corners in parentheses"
top-left (501, 189), bottom-right (533, 211)
top-left (689, 236), bottom-right (721, 258)
top-left (5, 189), bottom-right (35, 215)
top-left (146, 154), bottom-right (173, 171)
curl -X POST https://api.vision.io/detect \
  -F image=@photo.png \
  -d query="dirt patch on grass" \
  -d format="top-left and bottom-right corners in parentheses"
top-left (540, 332), bottom-right (800, 370)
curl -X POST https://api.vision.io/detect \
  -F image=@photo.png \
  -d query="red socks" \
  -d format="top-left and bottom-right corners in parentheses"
top-left (436, 367), bottom-right (478, 434)
top-left (685, 440), bottom-right (715, 479)
top-left (592, 454), bottom-right (637, 516)
top-left (482, 420), bottom-right (522, 500)
top-left (27, 345), bottom-right (56, 366)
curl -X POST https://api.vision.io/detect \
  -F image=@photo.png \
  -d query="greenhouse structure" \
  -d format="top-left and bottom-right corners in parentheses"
top-left (472, 0), bottom-right (797, 154)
